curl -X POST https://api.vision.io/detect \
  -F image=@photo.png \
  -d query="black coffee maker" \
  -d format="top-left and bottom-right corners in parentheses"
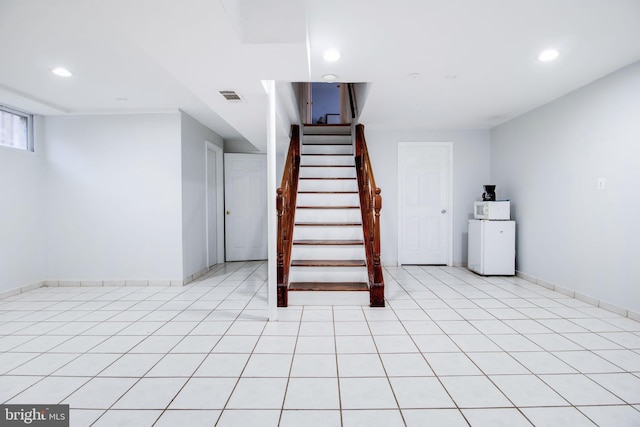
top-left (482, 185), bottom-right (496, 201)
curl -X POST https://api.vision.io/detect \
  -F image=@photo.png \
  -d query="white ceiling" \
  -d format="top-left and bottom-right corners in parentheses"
top-left (1, 0), bottom-right (639, 152)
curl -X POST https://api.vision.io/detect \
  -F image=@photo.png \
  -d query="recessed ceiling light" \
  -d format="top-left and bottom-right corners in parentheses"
top-left (323, 49), bottom-right (341, 62)
top-left (322, 74), bottom-right (338, 82)
top-left (51, 67), bottom-right (73, 77)
top-left (538, 49), bottom-right (559, 62)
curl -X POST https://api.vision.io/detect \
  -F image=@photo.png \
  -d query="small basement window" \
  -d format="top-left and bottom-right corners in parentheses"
top-left (0, 106), bottom-right (34, 151)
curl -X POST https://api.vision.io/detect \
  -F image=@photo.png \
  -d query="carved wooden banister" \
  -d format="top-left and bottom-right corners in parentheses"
top-left (276, 125), bottom-right (301, 307)
top-left (354, 124), bottom-right (385, 307)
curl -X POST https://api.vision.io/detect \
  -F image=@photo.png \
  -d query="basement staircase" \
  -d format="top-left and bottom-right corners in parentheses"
top-left (277, 124), bottom-right (384, 307)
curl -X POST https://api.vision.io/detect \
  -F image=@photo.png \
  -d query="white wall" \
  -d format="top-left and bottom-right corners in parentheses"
top-left (0, 119), bottom-right (45, 292)
top-left (491, 61), bottom-right (640, 314)
top-left (44, 114), bottom-right (184, 282)
top-left (364, 129), bottom-right (491, 266)
top-left (180, 111), bottom-right (224, 280)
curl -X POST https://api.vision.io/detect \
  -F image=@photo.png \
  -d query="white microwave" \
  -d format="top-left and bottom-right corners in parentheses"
top-left (474, 201), bottom-right (510, 220)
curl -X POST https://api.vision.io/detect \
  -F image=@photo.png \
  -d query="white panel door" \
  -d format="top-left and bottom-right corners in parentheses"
top-left (398, 143), bottom-right (452, 265)
top-left (224, 153), bottom-right (268, 261)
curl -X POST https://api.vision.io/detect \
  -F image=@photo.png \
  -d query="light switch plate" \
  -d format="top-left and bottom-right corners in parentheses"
top-left (597, 177), bottom-right (606, 190)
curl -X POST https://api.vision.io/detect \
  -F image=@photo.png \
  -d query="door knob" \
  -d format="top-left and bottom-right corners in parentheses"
top-left (441, 209), bottom-right (447, 214)
top-left (226, 211), bottom-right (231, 215)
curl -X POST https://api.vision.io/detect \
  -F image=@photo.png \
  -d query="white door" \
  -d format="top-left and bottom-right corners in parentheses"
top-left (224, 153), bottom-right (268, 261)
top-left (206, 142), bottom-right (224, 267)
top-left (398, 142), bottom-right (452, 265)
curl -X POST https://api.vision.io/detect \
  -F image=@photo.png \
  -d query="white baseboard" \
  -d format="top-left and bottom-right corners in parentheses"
top-left (0, 278), bottom-right (186, 299)
top-left (0, 265), bottom-right (222, 299)
top-left (43, 279), bottom-right (183, 288)
top-left (0, 281), bottom-right (45, 300)
top-left (4, 266), bottom-right (639, 323)
top-left (515, 270), bottom-right (637, 320)
top-left (183, 266), bottom-right (213, 285)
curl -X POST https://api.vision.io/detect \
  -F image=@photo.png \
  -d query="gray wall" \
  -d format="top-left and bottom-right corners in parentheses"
top-left (181, 111), bottom-right (224, 281)
top-left (44, 114), bottom-right (184, 283)
top-left (2, 111), bottom-right (226, 289)
top-left (491, 61), bottom-right (640, 314)
top-left (0, 118), bottom-right (45, 292)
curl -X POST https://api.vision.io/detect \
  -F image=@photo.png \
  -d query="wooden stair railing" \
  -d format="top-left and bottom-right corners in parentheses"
top-left (276, 125), bottom-right (301, 307)
top-left (354, 124), bottom-right (385, 307)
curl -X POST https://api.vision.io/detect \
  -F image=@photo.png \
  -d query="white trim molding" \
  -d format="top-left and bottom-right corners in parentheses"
top-left (515, 270), bottom-right (639, 320)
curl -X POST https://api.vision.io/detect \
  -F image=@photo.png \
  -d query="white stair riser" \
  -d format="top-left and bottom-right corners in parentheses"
top-left (303, 125), bottom-right (351, 135)
top-left (298, 179), bottom-right (358, 192)
top-left (291, 245), bottom-right (365, 260)
top-left (288, 291), bottom-right (369, 306)
top-left (288, 127), bottom-right (370, 305)
top-left (297, 193), bottom-right (360, 206)
top-left (303, 135), bottom-right (352, 144)
top-left (302, 144), bottom-right (353, 155)
top-left (301, 155), bottom-right (354, 166)
top-left (295, 208), bottom-right (361, 223)
top-left (299, 167), bottom-right (356, 179)
top-left (294, 226), bottom-right (363, 240)
top-left (289, 266), bottom-right (368, 283)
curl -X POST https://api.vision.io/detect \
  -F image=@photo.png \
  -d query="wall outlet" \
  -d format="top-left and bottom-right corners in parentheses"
top-left (597, 177), bottom-right (606, 190)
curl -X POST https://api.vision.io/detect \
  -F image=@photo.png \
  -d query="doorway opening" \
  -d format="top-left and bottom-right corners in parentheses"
top-left (310, 82), bottom-right (341, 124)
top-left (295, 81), bottom-right (365, 125)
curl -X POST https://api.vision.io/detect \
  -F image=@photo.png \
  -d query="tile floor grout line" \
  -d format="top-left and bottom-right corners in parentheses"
top-left (92, 261), bottom-right (258, 425)
top-left (332, 305), bottom-right (344, 427)
top-left (147, 267), bottom-right (262, 427)
top-left (390, 285), bottom-right (480, 425)
top-left (213, 261), bottom-right (269, 426)
top-left (1, 261), bottom-right (639, 426)
top-left (277, 305), bottom-right (304, 426)
top-left (382, 267), bottom-right (478, 425)
top-left (384, 265), bottom-right (640, 424)
top-left (364, 301), bottom-right (410, 426)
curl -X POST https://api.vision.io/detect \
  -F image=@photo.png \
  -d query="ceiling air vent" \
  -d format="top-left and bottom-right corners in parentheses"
top-left (219, 90), bottom-right (244, 102)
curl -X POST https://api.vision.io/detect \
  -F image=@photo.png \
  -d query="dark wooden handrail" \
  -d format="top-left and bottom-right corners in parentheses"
top-left (354, 124), bottom-right (384, 307)
top-left (347, 83), bottom-right (358, 120)
top-left (276, 125), bottom-right (301, 307)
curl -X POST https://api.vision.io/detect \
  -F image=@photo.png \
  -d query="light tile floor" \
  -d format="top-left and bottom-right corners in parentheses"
top-left (1, 262), bottom-right (639, 426)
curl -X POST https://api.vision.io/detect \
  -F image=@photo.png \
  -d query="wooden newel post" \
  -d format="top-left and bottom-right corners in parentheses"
top-left (373, 188), bottom-right (382, 269)
top-left (276, 188), bottom-right (287, 307)
top-left (370, 187), bottom-right (384, 307)
top-left (276, 189), bottom-right (284, 270)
